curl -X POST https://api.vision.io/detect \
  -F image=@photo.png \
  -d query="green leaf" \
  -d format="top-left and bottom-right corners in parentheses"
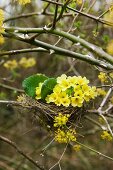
top-left (41, 78), bottom-right (57, 100)
top-left (22, 74), bottom-right (48, 98)
top-left (66, 86), bottom-right (74, 96)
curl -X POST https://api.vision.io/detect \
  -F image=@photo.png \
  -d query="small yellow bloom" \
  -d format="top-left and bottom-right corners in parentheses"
top-left (71, 96), bottom-right (83, 107)
top-left (57, 74), bottom-right (67, 84)
top-left (97, 88), bottom-right (106, 96)
top-left (17, 0), bottom-right (31, 5)
top-left (76, 0), bottom-right (82, 5)
top-left (98, 72), bottom-right (108, 83)
top-left (53, 84), bottom-right (62, 93)
top-left (19, 57), bottom-right (36, 68)
top-left (60, 97), bottom-right (70, 107)
top-left (106, 40), bottom-right (113, 55)
top-left (54, 113), bottom-right (69, 127)
top-left (109, 72), bottom-right (113, 79)
top-left (73, 144), bottom-right (81, 151)
top-left (55, 128), bottom-right (76, 143)
top-left (101, 131), bottom-right (112, 141)
top-left (76, 76), bottom-right (89, 85)
top-left (3, 60), bottom-right (18, 70)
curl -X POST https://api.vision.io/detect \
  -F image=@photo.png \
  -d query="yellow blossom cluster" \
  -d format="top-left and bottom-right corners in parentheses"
top-left (4, 60), bottom-right (18, 70)
top-left (16, 0), bottom-right (31, 5)
top-left (98, 72), bottom-right (108, 83)
top-left (54, 113), bottom-right (70, 127)
top-left (97, 88), bottom-right (106, 96)
top-left (73, 144), bottom-right (81, 151)
top-left (45, 74), bottom-right (97, 107)
top-left (103, 6), bottom-right (113, 28)
top-left (76, 0), bottom-right (82, 5)
top-left (19, 57), bottom-right (36, 68)
top-left (101, 131), bottom-right (112, 141)
top-left (0, 9), bottom-right (5, 44)
top-left (3, 57), bottom-right (36, 70)
top-left (55, 128), bottom-right (76, 143)
top-left (106, 40), bottom-right (113, 55)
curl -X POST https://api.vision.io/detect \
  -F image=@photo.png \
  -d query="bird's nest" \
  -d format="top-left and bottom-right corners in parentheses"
top-left (17, 94), bottom-right (87, 131)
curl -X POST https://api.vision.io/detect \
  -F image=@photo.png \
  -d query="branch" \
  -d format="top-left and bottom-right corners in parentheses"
top-left (41, 0), bottom-right (113, 27)
top-left (3, 32), bottom-right (113, 70)
top-left (0, 47), bottom-right (47, 57)
top-left (0, 135), bottom-right (46, 170)
top-left (4, 27), bottom-right (113, 65)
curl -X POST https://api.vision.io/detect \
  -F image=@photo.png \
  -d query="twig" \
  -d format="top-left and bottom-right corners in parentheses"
top-left (4, 27), bottom-right (113, 65)
top-left (0, 83), bottom-right (24, 92)
top-left (75, 141), bottom-right (113, 162)
top-left (0, 135), bottom-right (46, 170)
top-left (3, 32), bottom-right (113, 70)
top-left (41, 0), bottom-right (113, 27)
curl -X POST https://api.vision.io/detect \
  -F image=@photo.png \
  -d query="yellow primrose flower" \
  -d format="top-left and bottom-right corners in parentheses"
top-left (98, 72), bottom-right (108, 83)
top-left (71, 96), bottom-right (83, 107)
top-left (57, 74), bottom-right (67, 84)
top-left (82, 84), bottom-right (90, 92)
top-left (60, 97), bottom-right (70, 107)
top-left (74, 90), bottom-right (84, 98)
top-left (3, 60), bottom-right (18, 70)
top-left (76, 76), bottom-right (89, 85)
top-left (59, 79), bottom-right (71, 91)
top-left (54, 98), bottom-right (62, 106)
top-left (53, 84), bottom-right (62, 93)
top-left (46, 93), bottom-right (58, 103)
top-left (67, 76), bottom-right (77, 87)
top-left (101, 131), bottom-right (112, 141)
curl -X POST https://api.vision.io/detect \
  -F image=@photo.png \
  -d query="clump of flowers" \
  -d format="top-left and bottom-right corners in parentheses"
top-left (97, 88), bottom-right (106, 96)
top-left (54, 113), bottom-right (70, 127)
top-left (55, 128), bottom-right (76, 143)
top-left (19, 57), bottom-right (36, 68)
top-left (44, 74), bottom-right (97, 107)
top-left (0, 9), bottom-right (5, 44)
top-left (73, 144), bottom-right (81, 151)
top-left (101, 131), bottom-right (112, 141)
top-left (3, 57), bottom-right (36, 70)
top-left (53, 113), bottom-right (76, 143)
top-left (3, 60), bottom-right (18, 70)
top-left (16, 0), bottom-right (31, 5)
top-left (106, 40), bottom-right (113, 55)
top-left (98, 72), bottom-right (108, 83)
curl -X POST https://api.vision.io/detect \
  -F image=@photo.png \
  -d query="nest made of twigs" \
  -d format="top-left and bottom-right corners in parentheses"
top-left (17, 94), bottom-right (87, 131)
